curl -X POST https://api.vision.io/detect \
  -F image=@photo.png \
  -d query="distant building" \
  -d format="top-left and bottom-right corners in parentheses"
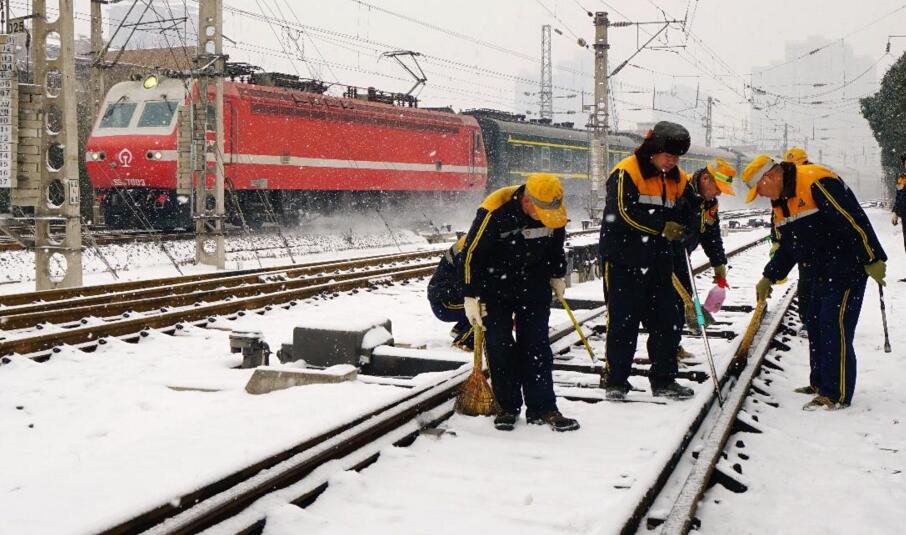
top-left (749, 35), bottom-right (881, 196)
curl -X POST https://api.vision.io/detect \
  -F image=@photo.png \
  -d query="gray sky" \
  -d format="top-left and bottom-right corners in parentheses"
top-left (54, 0), bottom-right (905, 173)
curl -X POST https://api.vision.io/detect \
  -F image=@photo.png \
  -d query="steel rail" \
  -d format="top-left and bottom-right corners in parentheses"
top-left (0, 265), bottom-right (435, 360)
top-left (658, 284), bottom-right (798, 535)
top-left (0, 250), bottom-right (441, 308)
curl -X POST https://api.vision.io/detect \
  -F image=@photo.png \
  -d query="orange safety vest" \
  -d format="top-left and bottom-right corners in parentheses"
top-left (612, 155), bottom-right (689, 210)
top-left (772, 164), bottom-right (838, 228)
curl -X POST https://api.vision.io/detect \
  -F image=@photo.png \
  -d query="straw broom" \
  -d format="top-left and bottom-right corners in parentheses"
top-left (734, 299), bottom-right (767, 362)
top-left (455, 327), bottom-right (499, 416)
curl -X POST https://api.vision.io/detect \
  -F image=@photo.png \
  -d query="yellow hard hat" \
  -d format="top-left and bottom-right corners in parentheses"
top-left (741, 154), bottom-right (778, 204)
top-left (784, 147), bottom-right (808, 165)
top-left (525, 173), bottom-right (567, 228)
top-left (705, 158), bottom-right (737, 196)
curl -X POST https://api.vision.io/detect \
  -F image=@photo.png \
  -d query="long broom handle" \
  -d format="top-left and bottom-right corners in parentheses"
top-left (879, 283), bottom-right (892, 353)
top-left (560, 297), bottom-right (596, 364)
top-left (683, 251), bottom-right (724, 407)
top-left (473, 326), bottom-right (485, 369)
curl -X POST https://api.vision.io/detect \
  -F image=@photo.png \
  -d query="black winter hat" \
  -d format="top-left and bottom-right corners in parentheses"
top-left (638, 121), bottom-right (691, 157)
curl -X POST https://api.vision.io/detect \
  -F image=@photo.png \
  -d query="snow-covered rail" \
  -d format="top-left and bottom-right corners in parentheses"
top-left (83, 234), bottom-right (776, 535)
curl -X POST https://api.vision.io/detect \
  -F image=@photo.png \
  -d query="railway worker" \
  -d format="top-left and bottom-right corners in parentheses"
top-left (598, 121), bottom-right (696, 401)
top-left (427, 236), bottom-right (474, 351)
top-left (891, 153), bottom-right (906, 257)
top-left (672, 159), bottom-right (736, 360)
top-left (460, 172), bottom-right (580, 432)
top-left (783, 147), bottom-right (814, 336)
top-left (743, 154), bottom-right (887, 410)
top-left (784, 146), bottom-right (810, 165)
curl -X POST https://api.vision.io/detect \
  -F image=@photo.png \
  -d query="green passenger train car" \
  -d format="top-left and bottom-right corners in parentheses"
top-left (465, 109), bottom-right (750, 214)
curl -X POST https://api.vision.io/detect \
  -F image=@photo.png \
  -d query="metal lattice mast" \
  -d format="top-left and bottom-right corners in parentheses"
top-left (32, 0), bottom-right (83, 289)
top-left (540, 24), bottom-right (552, 121)
top-left (704, 96), bottom-right (713, 148)
top-left (194, 0), bottom-right (226, 269)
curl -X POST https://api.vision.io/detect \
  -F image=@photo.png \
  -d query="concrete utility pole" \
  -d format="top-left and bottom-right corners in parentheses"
top-left (782, 123), bottom-right (788, 155)
top-left (89, 0), bottom-right (104, 118)
top-left (589, 11), bottom-right (609, 219)
top-left (90, 0), bottom-right (105, 225)
top-left (194, 0), bottom-right (225, 269)
top-left (704, 96), bottom-right (713, 148)
top-left (540, 24), bottom-right (552, 121)
top-left (31, 0), bottom-right (83, 289)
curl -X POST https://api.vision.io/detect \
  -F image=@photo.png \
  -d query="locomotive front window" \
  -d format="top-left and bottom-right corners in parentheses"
top-left (100, 102), bottom-right (137, 128)
top-left (138, 101), bottom-right (178, 128)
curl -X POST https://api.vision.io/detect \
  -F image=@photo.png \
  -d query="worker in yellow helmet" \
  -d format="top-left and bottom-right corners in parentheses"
top-left (742, 154), bottom-right (886, 411)
top-left (672, 158), bottom-right (736, 360)
top-left (427, 236), bottom-right (473, 350)
top-left (892, 153), bottom-right (906, 257)
top-left (459, 173), bottom-right (579, 432)
top-left (783, 146), bottom-right (810, 165)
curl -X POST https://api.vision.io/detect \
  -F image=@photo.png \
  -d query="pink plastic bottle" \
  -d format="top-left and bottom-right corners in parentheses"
top-left (703, 278), bottom-right (729, 313)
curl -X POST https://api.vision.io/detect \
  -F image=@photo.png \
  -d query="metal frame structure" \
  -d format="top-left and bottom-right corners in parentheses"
top-left (540, 24), bottom-right (552, 121)
top-left (193, 0), bottom-right (225, 268)
top-left (31, 0), bottom-right (83, 290)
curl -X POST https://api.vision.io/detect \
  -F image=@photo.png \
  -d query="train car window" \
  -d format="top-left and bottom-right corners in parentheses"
top-left (100, 102), bottom-right (137, 128)
top-left (541, 146), bottom-right (551, 171)
top-left (563, 149), bottom-right (572, 173)
top-left (137, 101), bottom-right (178, 128)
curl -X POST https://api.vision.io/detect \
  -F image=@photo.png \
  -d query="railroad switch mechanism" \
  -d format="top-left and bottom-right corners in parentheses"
top-left (229, 330), bottom-right (270, 368)
top-left (278, 315), bottom-right (393, 368)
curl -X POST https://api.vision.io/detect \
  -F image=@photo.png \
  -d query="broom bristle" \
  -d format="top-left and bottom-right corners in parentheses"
top-left (734, 301), bottom-right (767, 359)
top-left (455, 369), bottom-right (498, 416)
top-left (455, 328), bottom-right (499, 416)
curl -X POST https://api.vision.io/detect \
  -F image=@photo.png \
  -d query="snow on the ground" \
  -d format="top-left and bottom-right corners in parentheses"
top-left (694, 208), bottom-right (906, 535)
top-left (0, 227), bottom-right (430, 292)
top-left (241, 240), bottom-right (779, 535)
top-left (0, 222), bottom-right (772, 534)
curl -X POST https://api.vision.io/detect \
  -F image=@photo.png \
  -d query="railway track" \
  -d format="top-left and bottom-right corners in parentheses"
top-left (0, 228), bottom-right (604, 360)
top-left (72, 233), bottom-right (779, 535)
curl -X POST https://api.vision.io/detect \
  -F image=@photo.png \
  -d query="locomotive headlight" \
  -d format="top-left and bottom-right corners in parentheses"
top-left (143, 74), bottom-right (159, 90)
top-left (90, 152), bottom-right (99, 161)
top-left (154, 151), bottom-right (162, 160)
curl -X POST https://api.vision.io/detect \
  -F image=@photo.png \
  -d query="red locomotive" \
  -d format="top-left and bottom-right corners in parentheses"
top-left (85, 75), bottom-right (487, 229)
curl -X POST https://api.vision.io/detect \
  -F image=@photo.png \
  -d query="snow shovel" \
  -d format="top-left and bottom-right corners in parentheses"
top-left (879, 283), bottom-right (892, 353)
top-left (682, 251), bottom-right (724, 407)
top-left (454, 327), bottom-right (499, 416)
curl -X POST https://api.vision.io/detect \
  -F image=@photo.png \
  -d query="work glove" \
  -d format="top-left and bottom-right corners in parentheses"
top-left (865, 260), bottom-right (887, 287)
top-left (713, 264), bottom-right (728, 283)
top-left (550, 277), bottom-right (566, 300)
top-left (463, 296), bottom-right (487, 329)
top-left (893, 214), bottom-right (899, 226)
top-left (661, 221), bottom-right (689, 242)
top-left (769, 241), bottom-right (780, 256)
top-left (755, 276), bottom-right (774, 302)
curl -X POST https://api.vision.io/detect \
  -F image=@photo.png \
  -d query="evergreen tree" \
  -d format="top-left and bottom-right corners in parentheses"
top-left (861, 52), bottom-right (906, 201)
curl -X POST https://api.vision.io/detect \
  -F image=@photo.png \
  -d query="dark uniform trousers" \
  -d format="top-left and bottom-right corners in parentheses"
top-left (484, 291), bottom-right (557, 417)
top-left (795, 271), bottom-right (816, 385)
top-left (605, 261), bottom-right (681, 388)
top-left (804, 276), bottom-right (866, 405)
top-left (429, 300), bottom-right (471, 337)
